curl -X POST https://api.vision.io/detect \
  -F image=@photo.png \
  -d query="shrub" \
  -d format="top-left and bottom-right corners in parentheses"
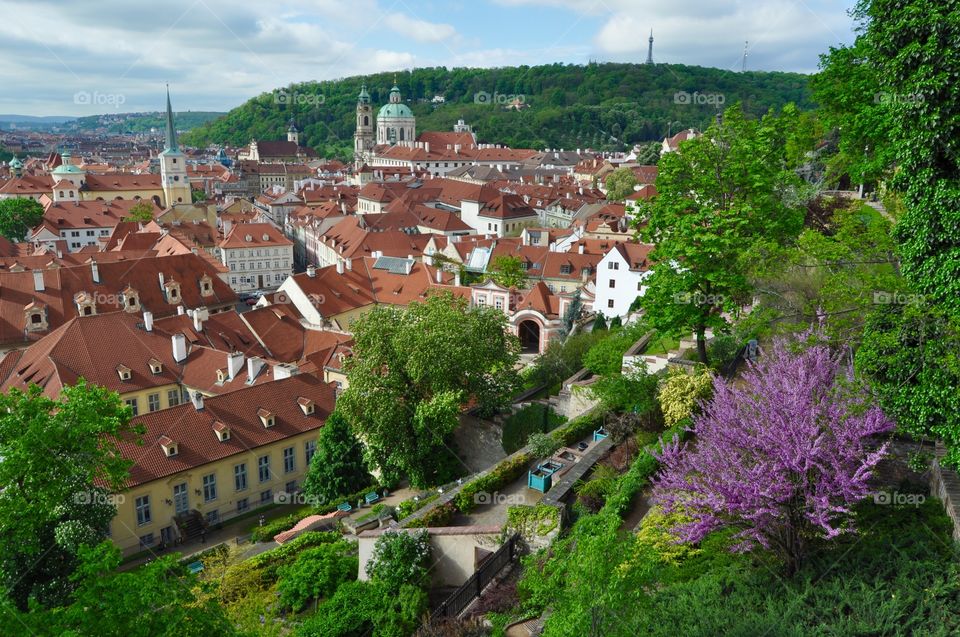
top-left (507, 504), bottom-right (561, 537)
top-left (657, 367), bottom-right (714, 426)
top-left (396, 492), bottom-right (438, 520)
top-left (406, 500), bottom-right (458, 528)
top-left (528, 432), bottom-right (561, 459)
top-left (365, 530), bottom-right (432, 593)
top-left (276, 541), bottom-right (358, 611)
top-left (551, 410), bottom-right (605, 447)
top-left (297, 580), bottom-right (378, 637)
top-left (456, 453), bottom-right (532, 513)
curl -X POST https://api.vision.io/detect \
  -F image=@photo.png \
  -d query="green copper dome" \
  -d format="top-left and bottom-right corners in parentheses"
top-left (52, 150), bottom-right (83, 174)
top-left (8, 156), bottom-right (22, 169)
top-left (377, 102), bottom-right (414, 118)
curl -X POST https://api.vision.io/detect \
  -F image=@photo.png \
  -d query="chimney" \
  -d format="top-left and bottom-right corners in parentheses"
top-left (177, 305), bottom-right (185, 315)
top-left (190, 390), bottom-right (204, 411)
top-left (246, 356), bottom-right (265, 383)
top-left (454, 271), bottom-right (461, 287)
top-left (273, 362), bottom-right (297, 380)
top-left (227, 351), bottom-right (244, 381)
top-left (345, 258), bottom-right (352, 271)
top-left (307, 265), bottom-right (317, 277)
top-left (143, 311), bottom-right (154, 332)
top-left (578, 244), bottom-right (585, 254)
top-left (192, 310), bottom-right (203, 332)
top-left (158, 272), bottom-right (165, 289)
top-left (171, 333), bottom-right (187, 363)
top-left (436, 269), bottom-right (443, 284)
top-left (32, 269), bottom-right (44, 292)
top-left (404, 259), bottom-right (413, 275)
top-left (91, 259), bottom-right (100, 284)
top-left (336, 260), bottom-right (344, 274)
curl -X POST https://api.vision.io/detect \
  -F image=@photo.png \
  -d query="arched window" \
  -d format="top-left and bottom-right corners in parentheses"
top-left (399, 128), bottom-right (405, 141)
top-left (363, 115), bottom-right (369, 126)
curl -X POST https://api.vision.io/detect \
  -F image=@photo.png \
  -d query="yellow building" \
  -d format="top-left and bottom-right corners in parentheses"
top-left (110, 375), bottom-right (334, 555)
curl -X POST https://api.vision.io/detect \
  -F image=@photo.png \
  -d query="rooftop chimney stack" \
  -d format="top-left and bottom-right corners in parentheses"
top-left (345, 258), bottom-right (352, 271)
top-left (177, 305), bottom-right (185, 316)
top-left (306, 265), bottom-right (317, 278)
top-left (172, 333), bottom-right (187, 363)
top-left (246, 356), bottom-right (265, 383)
top-left (192, 310), bottom-right (203, 332)
top-left (227, 351), bottom-right (244, 381)
top-left (336, 261), bottom-right (344, 274)
top-left (143, 311), bottom-right (154, 332)
top-left (190, 390), bottom-right (204, 411)
top-left (158, 272), bottom-right (165, 289)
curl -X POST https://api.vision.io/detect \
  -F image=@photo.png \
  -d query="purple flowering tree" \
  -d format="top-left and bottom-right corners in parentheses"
top-left (652, 338), bottom-right (893, 575)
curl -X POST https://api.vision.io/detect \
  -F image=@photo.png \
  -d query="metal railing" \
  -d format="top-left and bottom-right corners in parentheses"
top-left (431, 533), bottom-right (520, 620)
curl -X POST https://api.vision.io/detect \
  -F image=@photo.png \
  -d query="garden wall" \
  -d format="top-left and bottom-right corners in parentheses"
top-left (929, 443), bottom-right (960, 543)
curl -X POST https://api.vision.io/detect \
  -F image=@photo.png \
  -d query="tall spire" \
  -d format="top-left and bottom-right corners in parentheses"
top-left (164, 84), bottom-right (179, 153)
top-left (646, 29), bottom-right (654, 65)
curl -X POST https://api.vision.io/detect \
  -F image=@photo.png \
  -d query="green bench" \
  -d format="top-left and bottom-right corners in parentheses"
top-left (336, 502), bottom-right (352, 512)
top-left (364, 491), bottom-right (380, 505)
top-left (187, 561), bottom-right (204, 574)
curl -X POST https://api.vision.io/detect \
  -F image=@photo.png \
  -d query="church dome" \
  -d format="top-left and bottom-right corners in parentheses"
top-left (52, 151), bottom-right (83, 175)
top-left (8, 156), bottom-right (22, 169)
top-left (377, 102), bottom-right (414, 119)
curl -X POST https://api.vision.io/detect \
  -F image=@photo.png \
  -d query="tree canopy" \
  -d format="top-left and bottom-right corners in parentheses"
top-left (0, 197), bottom-right (44, 241)
top-left (301, 411), bottom-right (371, 506)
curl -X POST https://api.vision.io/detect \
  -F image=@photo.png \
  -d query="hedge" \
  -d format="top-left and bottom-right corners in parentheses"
top-left (405, 501), bottom-right (458, 528)
top-left (396, 492), bottom-right (438, 521)
top-left (249, 484), bottom-right (383, 541)
top-left (456, 452), bottom-right (532, 513)
top-left (550, 408), bottom-right (606, 447)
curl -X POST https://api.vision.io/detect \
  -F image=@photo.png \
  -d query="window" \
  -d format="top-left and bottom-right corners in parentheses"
top-left (135, 495), bottom-right (151, 526)
top-left (494, 297), bottom-right (503, 310)
top-left (476, 296), bottom-right (486, 307)
top-left (236, 498), bottom-right (249, 513)
top-left (560, 264), bottom-right (572, 275)
top-left (147, 393), bottom-right (160, 412)
top-left (609, 280), bottom-right (616, 288)
top-left (285, 480), bottom-right (297, 493)
top-left (167, 389), bottom-right (180, 407)
top-left (258, 455), bottom-right (271, 483)
top-left (608, 261), bottom-right (619, 270)
top-left (638, 281), bottom-right (643, 291)
top-left (607, 299), bottom-right (615, 309)
top-left (206, 510), bottom-right (219, 524)
top-left (125, 398), bottom-right (138, 416)
top-left (283, 447), bottom-right (295, 473)
top-left (234, 463), bottom-right (247, 491)
top-left (86, 230), bottom-right (94, 237)
top-left (71, 231), bottom-right (79, 237)
top-left (202, 473), bottom-right (217, 502)
top-left (260, 489), bottom-right (272, 504)
top-left (305, 440), bottom-right (317, 465)
top-left (139, 533), bottom-right (155, 548)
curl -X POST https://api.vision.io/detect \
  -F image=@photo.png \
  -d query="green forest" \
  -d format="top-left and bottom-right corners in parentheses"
top-left (65, 111), bottom-right (225, 135)
top-left (182, 63), bottom-right (813, 160)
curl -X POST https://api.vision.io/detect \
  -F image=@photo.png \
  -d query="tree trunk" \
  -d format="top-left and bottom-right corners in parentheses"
top-left (696, 325), bottom-right (709, 365)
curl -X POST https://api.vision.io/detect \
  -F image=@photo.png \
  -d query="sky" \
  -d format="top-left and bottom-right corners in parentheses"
top-left (0, 0), bottom-right (858, 116)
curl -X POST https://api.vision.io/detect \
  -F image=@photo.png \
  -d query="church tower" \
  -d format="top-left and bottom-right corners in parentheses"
top-left (159, 86), bottom-right (191, 207)
top-left (287, 119), bottom-right (299, 145)
top-left (353, 84), bottom-right (375, 166)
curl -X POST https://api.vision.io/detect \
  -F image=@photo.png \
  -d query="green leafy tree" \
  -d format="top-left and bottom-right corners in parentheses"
top-left (604, 167), bottom-right (638, 201)
top-left (6, 542), bottom-right (236, 636)
top-left (191, 189), bottom-right (206, 203)
top-left (277, 541), bottom-right (358, 611)
top-left (365, 530), bottom-right (431, 594)
top-left (0, 197), bottom-right (44, 241)
top-left (488, 254), bottom-right (527, 289)
top-left (302, 411), bottom-right (371, 507)
top-left (123, 201), bottom-right (155, 223)
top-left (634, 141), bottom-right (662, 165)
top-left (637, 105), bottom-right (807, 363)
top-left (0, 381), bottom-right (140, 610)
top-left (338, 293), bottom-right (519, 486)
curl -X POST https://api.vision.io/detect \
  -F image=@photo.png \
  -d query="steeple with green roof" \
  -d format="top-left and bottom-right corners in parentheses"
top-left (164, 84), bottom-right (179, 153)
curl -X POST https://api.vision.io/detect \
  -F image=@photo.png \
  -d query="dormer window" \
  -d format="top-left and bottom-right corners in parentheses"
top-left (24, 303), bottom-right (48, 332)
top-left (116, 364), bottom-right (132, 381)
top-left (122, 286), bottom-right (140, 312)
top-left (216, 368), bottom-right (227, 383)
top-left (258, 408), bottom-right (275, 428)
top-left (158, 435), bottom-right (178, 457)
top-left (199, 274), bottom-right (213, 297)
top-left (148, 358), bottom-right (163, 375)
top-left (560, 264), bottom-right (572, 275)
top-left (74, 291), bottom-right (96, 316)
top-left (297, 397), bottom-right (315, 415)
top-left (163, 279), bottom-right (181, 304)
top-left (213, 421), bottom-right (231, 442)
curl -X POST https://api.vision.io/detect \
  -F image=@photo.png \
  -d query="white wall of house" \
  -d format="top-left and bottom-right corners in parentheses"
top-left (222, 244), bottom-right (294, 292)
top-left (594, 247), bottom-right (651, 319)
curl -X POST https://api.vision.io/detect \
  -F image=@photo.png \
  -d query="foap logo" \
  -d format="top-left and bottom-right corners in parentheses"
top-left (274, 90), bottom-right (325, 106)
top-left (674, 91), bottom-right (725, 106)
top-left (274, 491), bottom-right (325, 507)
top-left (473, 491), bottom-right (527, 506)
top-left (73, 90), bottom-right (126, 108)
top-left (874, 92), bottom-right (924, 105)
top-left (873, 291), bottom-right (924, 305)
top-left (673, 291), bottom-right (725, 306)
top-left (873, 491), bottom-right (925, 507)
top-left (73, 491), bottom-right (125, 506)
top-left (474, 91), bottom-right (525, 106)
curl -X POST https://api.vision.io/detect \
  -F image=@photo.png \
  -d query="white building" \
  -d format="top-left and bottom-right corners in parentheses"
top-left (594, 243), bottom-right (654, 319)
top-left (219, 223), bottom-right (294, 292)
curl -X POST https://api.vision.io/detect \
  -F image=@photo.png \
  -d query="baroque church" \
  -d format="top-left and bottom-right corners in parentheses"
top-left (353, 82), bottom-right (416, 166)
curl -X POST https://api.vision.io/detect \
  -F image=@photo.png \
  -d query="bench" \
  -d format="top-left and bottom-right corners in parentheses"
top-left (336, 502), bottom-right (352, 513)
top-left (187, 561), bottom-right (204, 574)
top-left (364, 491), bottom-right (380, 505)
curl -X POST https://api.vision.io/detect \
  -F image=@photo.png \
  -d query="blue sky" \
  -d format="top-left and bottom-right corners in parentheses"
top-left (0, 0), bottom-right (858, 116)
